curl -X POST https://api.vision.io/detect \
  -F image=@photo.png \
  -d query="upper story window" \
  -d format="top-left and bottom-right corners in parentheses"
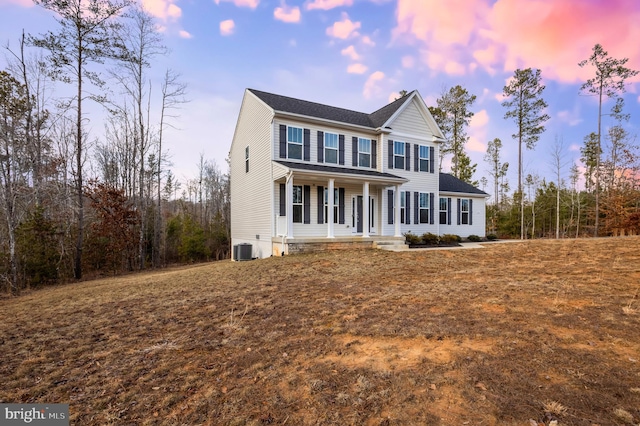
top-left (461, 198), bottom-right (470, 225)
top-left (288, 126), bottom-right (303, 160)
top-left (358, 138), bottom-right (371, 168)
top-left (245, 146), bottom-right (249, 173)
top-left (325, 132), bottom-right (338, 164)
top-left (419, 193), bottom-right (430, 224)
top-left (419, 145), bottom-right (430, 172)
top-left (394, 141), bottom-right (405, 169)
top-left (439, 197), bottom-right (448, 224)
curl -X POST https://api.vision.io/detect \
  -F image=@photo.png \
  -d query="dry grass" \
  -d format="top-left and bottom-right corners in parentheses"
top-left (1, 237), bottom-right (640, 425)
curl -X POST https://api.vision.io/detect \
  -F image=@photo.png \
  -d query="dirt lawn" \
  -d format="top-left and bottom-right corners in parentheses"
top-left (1, 237), bottom-right (640, 425)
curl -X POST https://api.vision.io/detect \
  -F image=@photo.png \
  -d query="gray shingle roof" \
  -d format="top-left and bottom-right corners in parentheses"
top-left (249, 89), bottom-right (412, 129)
top-left (439, 173), bottom-right (489, 196)
top-left (275, 161), bottom-right (406, 181)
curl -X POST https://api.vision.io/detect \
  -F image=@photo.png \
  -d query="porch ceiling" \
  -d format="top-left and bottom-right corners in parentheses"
top-left (274, 160), bottom-right (407, 186)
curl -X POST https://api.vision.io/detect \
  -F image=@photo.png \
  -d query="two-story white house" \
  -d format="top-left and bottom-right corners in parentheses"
top-left (229, 89), bottom-right (488, 259)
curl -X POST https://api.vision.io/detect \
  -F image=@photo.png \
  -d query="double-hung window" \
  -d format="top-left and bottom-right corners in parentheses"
top-left (358, 138), bottom-right (371, 168)
top-left (439, 197), bottom-right (448, 224)
top-left (324, 133), bottom-right (338, 164)
top-left (394, 141), bottom-right (405, 169)
top-left (419, 193), bottom-right (429, 224)
top-left (461, 198), bottom-right (470, 225)
top-left (324, 188), bottom-right (339, 224)
top-left (287, 126), bottom-right (303, 160)
top-left (292, 185), bottom-right (303, 223)
top-left (400, 191), bottom-right (406, 224)
top-left (419, 145), bottom-right (429, 172)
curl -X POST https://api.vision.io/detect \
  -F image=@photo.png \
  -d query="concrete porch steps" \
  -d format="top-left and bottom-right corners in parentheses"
top-left (373, 239), bottom-right (409, 251)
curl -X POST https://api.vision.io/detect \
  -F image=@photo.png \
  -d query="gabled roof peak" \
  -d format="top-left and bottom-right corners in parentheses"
top-left (247, 88), bottom-right (415, 129)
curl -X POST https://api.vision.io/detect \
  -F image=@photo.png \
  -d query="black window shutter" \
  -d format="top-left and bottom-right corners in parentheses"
top-left (303, 129), bottom-right (310, 161)
top-left (317, 131), bottom-right (324, 163)
top-left (371, 140), bottom-right (377, 169)
top-left (457, 198), bottom-right (461, 225)
top-left (279, 125), bottom-right (287, 159)
top-left (405, 142), bottom-right (411, 171)
top-left (414, 191), bottom-right (419, 224)
top-left (279, 184), bottom-right (286, 216)
top-left (352, 137), bottom-right (358, 166)
top-left (387, 189), bottom-right (394, 225)
top-left (469, 199), bottom-right (473, 225)
top-left (303, 185), bottom-right (311, 224)
top-left (339, 135), bottom-right (345, 165)
top-left (430, 146), bottom-right (435, 173)
top-left (447, 197), bottom-right (452, 225)
top-left (388, 140), bottom-right (393, 169)
top-left (317, 186), bottom-right (324, 224)
top-left (338, 188), bottom-right (345, 224)
top-left (430, 192), bottom-right (434, 224)
top-left (405, 191), bottom-right (411, 225)
top-left (414, 144), bottom-right (419, 171)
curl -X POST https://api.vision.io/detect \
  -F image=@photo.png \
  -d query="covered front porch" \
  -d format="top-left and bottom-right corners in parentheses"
top-left (273, 161), bottom-right (407, 255)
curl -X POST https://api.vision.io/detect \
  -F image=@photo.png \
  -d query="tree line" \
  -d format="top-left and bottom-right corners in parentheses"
top-left (0, 0), bottom-right (230, 295)
top-left (422, 44), bottom-right (639, 241)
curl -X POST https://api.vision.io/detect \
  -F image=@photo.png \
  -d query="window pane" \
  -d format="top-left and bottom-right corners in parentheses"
top-left (293, 186), bottom-right (302, 203)
top-left (359, 153), bottom-right (370, 168)
top-left (325, 149), bottom-right (337, 164)
top-left (293, 205), bottom-right (302, 223)
top-left (439, 197), bottom-right (447, 210)
top-left (394, 141), bottom-right (405, 155)
top-left (419, 145), bottom-right (429, 159)
top-left (420, 209), bottom-right (429, 223)
top-left (440, 211), bottom-right (447, 224)
top-left (461, 199), bottom-right (469, 212)
top-left (288, 127), bottom-right (302, 143)
top-left (288, 143), bottom-right (302, 160)
top-left (419, 159), bottom-right (428, 172)
top-left (359, 138), bottom-right (370, 153)
top-left (325, 133), bottom-right (338, 148)
top-left (395, 156), bottom-right (405, 169)
top-left (419, 193), bottom-right (429, 208)
top-left (400, 192), bottom-right (405, 208)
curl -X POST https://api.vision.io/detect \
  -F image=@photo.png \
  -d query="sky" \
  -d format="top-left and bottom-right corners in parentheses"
top-left (1, 0), bottom-right (640, 200)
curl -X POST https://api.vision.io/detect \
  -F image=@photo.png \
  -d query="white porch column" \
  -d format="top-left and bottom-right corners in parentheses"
top-left (394, 185), bottom-right (402, 237)
top-left (286, 175), bottom-right (294, 238)
top-left (327, 178), bottom-right (335, 238)
top-left (362, 181), bottom-right (370, 238)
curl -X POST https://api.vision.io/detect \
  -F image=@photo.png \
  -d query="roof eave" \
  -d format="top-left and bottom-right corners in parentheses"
top-left (274, 111), bottom-right (383, 134)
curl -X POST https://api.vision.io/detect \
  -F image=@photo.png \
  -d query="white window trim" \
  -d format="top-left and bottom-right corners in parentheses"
top-left (358, 137), bottom-right (371, 168)
top-left (324, 132), bottom-right (338, 164)
top-left (394, 141), bottom-right (405, 169)
top-left (461, 198), bottom-right (470, 225)
top-left (292, 185), bottom-right (303, 223)
top-left (439, 197), bottom-right (447, 225)
top-left (287, 126), bottom-right (303, 160)
top-left (419, 145), bottom-right (429, 172)
top-left (419, 192), bottom-right (429, 224)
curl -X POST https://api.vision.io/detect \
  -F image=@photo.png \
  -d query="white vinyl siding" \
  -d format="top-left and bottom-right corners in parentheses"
top-left (390, 101), bottom-right (432, 136)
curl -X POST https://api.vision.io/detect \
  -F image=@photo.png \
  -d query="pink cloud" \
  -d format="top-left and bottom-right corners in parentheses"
top-left (361, 35), bottom-right (375, 46)
top-left (341, 45), bottom-right (361, 61)
top-left (470, 109), bottom-right (489, 128)
top-left (274, 3), bottom-right (301, 23)
top-left (179, 29), bottom-right (192, 39)
top-left (214, 0), bottom-right (259, 9)
top-left (326, 12), bottom-right (361, 39)
top-left (401, 55), bottom-right (415, 69)
top-left (220, 19), bottom-right (235, 36)
top-left (0, 0), bottom-right (33, 7)
top-left (141, 0), bottom-right (182, 21)
top-left (363, 71), bottom-right (385, 99)
top-left (468, 110), bottom-right (489, 153)
top-left (347, 63), bottom-right (368, 74)
top-left (392, 0), bottom-right (640, 84)
top-left (306, 0), bottom-right (352, 11)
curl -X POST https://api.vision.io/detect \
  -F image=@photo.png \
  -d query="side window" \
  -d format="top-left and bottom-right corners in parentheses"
top-left (394, 141), bottom-right (405, 169)
top-left (419, 193), bottom-right (429, 224)
top-left (419, 145), bottom-right (429, 172)
top-left (461, 198), bottom-right (470, 224)
top-left (287, 127), bottom-right (303, 160)
top-left (439, 197), bottom-right (447, 224)
top-left (245, 146), bottom-right (249, 173)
